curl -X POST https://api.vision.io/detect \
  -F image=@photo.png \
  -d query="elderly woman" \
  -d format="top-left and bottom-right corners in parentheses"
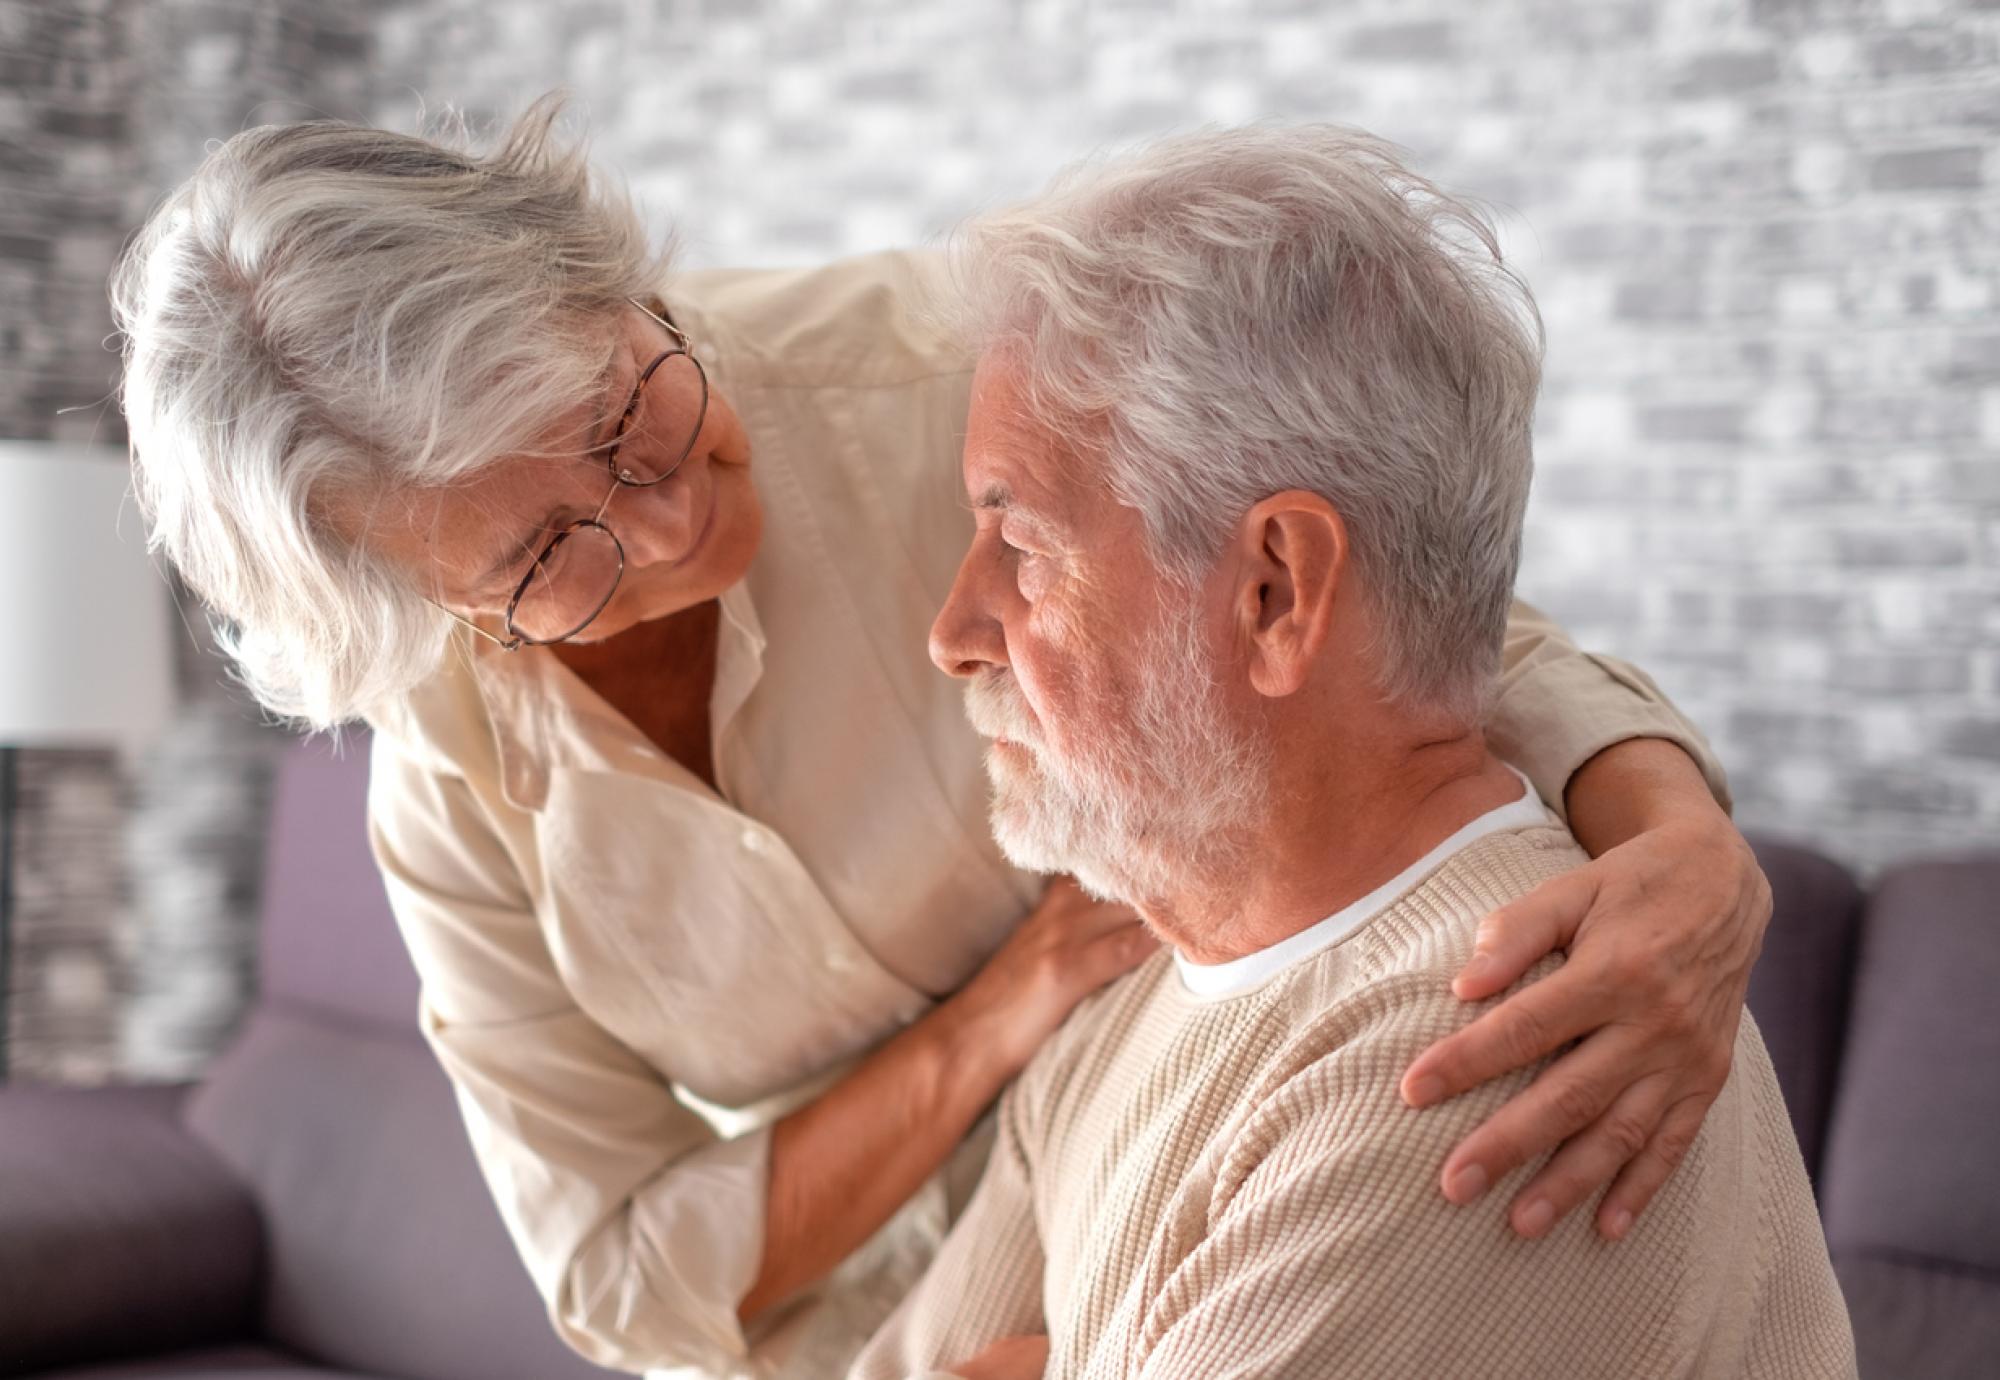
top-left (112, 103), bottom-right (1770, 1379)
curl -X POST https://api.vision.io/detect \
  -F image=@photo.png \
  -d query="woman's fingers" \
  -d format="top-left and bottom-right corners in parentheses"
top-left (1034, 875), bottom-right (1142, 939)
top-left (1433, 1024), bottom-right (1652, 1206)
top-left (1594, 1095), bottom-right (1714, 1240)
top-left (1449, 867), bottom-right (1600, 1001)
top-left (1401, 955), bottom-right (1615, 1110)
top-left (954, 1334), bottom-right (1052, 1380)
top-left (1500, 1072), bottom-right (1674, 1237)
top-left (1079, 920), bottom-right (1161, 986)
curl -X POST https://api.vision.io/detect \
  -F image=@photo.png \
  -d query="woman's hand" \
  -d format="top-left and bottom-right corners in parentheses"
top-left (742, 877), bottom-right (1152, 1323)
top-left (1399, 739), bottom-right (1770, 1242)
top-left (947, 876), bottom-right (1158, 1082)
top-left (951, 1334), bottom-right (1051, 1380)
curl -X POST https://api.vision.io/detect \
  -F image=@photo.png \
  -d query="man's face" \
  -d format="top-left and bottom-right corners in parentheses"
top-left (930, 358), bottom-right (1267, 905)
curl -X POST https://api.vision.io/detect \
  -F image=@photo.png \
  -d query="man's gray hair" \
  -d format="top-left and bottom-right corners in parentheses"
top-left (111, 96), bottom-right (669, 728)
top-left (949, 125), bottom-right (1543, 722)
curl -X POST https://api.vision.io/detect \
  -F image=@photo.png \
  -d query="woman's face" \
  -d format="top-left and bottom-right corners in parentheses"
top-left (365, 306), bottom-right (763, 643)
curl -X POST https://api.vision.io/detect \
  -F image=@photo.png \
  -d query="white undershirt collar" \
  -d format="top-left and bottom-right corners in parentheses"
top-left (1173, 765), bottom-right (1552, 1001)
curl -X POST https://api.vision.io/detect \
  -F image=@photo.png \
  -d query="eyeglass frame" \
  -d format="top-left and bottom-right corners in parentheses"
top-left (436, 295), bottom-right (709, 652)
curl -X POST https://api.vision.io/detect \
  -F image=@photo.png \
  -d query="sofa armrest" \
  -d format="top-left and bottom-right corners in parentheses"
top-left (0, 1080), bottom-right (263, 1374)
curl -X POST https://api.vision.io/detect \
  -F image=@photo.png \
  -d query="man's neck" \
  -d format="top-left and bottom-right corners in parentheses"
top-left (1146, 733), bottom-right (1525, 965)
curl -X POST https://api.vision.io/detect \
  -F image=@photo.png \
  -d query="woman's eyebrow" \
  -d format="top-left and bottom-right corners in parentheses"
top-left (470, 346), bottom-right (636, 590)
top-left (581, 350), bottom-right (637, 456)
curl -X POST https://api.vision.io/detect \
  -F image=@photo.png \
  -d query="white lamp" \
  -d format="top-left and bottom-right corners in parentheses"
top-left (0, 441), bottom-right (177, 1080)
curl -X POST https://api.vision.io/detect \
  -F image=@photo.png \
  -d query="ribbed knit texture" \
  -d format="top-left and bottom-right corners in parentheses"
top-left (852, 824), bottom-right (1856, 1379)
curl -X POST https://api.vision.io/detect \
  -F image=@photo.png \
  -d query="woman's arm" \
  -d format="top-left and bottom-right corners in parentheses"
top-left (741, 877), bottom-right (1152, 1320)
top-left (1399, 603), bottom-right (1770, 1242)
top-left (372, 727), bottom-right (1146, 1362)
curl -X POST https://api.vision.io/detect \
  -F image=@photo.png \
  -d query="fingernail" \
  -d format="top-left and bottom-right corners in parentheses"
top-left (1445, 1164), bottom-right (1488, 1204)
top-left (1517, 1198), bottom-right (1555, 1237)
top-left (1458, 953), bottom-right (1497, 988)
top-left (1405, 1074), bottom-right (1446, 1108)
top-left (1606, 1209), bottom-right (1633, 1240)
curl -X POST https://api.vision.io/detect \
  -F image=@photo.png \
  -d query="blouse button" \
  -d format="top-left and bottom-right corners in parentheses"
top-left (740, 827), bottom-right (766, 854)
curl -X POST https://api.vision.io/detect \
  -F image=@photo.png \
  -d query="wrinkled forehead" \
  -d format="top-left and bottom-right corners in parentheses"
top-left (963, 354), bottom-right (1109, 535)
top-left (313, 309), bottom-right (645, 549)
top-left (316, 403), bottom-right (607, 586)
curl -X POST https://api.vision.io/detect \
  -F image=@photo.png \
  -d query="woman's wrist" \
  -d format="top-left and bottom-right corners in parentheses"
top-left (926, 979), bottom-right (1032, 1109)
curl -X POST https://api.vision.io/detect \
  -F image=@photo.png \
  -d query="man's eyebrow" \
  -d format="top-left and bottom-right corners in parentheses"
top-left (969, 482), bottom-right (1064, 545)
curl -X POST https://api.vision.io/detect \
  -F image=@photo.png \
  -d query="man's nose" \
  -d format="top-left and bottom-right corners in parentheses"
top-left (930, 546), bottom-right (1008, 679)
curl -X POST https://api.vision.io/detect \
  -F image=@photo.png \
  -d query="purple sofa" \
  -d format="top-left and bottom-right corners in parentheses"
top-left (1, 735), bottom-right (1995, 1378)
top-left (0, 735), bottom-right (622, 1380)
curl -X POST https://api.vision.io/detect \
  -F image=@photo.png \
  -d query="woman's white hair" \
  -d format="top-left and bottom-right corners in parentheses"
top-left (948, 125), bottom-right (1544, 723)
top-left (111, 95), bottom-right (670, 728)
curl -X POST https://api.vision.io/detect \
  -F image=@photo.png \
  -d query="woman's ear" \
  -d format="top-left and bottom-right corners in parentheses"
top-left (1233, 491), bottom-right (1348, 699)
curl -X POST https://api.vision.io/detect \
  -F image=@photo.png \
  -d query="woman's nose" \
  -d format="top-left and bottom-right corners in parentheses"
top-left (611, 474), bottom-right (701, 566)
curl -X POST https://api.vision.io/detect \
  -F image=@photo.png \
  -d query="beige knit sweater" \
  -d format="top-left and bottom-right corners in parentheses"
top-left (851, 822), bottom-right (1855, 1380)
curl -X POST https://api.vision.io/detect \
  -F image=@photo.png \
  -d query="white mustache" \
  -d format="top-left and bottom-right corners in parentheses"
top-left (963, 671), bottom-right (1041, 748)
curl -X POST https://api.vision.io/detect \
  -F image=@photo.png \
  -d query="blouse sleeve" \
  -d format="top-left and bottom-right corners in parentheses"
top-left (1491, 598), bottom-right (1732, 823)
top-left (365, 730), bottom-right (773, 1377)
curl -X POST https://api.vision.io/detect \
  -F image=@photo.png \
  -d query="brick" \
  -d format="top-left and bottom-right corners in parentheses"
top-left (1942, 716), bottom-right (2000, 760)
top-left (1867, 146), bottom-right (1986, 192)
top-left (840, 69), bottom-right (931, 102)
top-left (1750, 0), bottom-right (1886, 26)
top-left (1831, 650), bottom-right (1973, 694)
top-left (1613, 279), bottom-right (1703, 322)
top-left (1649, 148), bottom-right (1797, 204)
top-left (1672, 49), bottom-right (1780, 97)
top-left (1736, 591), bottom-right (1857, 631)
top-left (1832, 525), bottom-right (1977, 568)
top-left (1730, 707), bottom-right (1861, 756)
top-left (1816, 392), bottom-right (1980, 443)
top-left (1636, 402), bottom-right (1744, 443)
top-left (1941, 334), bottom-right (2000, 383)
top-left (1866, 26), bottom-right (1993, 78)
top-left (1343, 21), bottom-right (1455, 62)
top-left (1842, 771), bottom-right (1981, 816)
top-left (1943, 458), bottom-right (2000, 504)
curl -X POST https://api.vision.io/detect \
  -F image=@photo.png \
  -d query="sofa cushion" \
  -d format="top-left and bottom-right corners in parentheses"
top-left (183, 1007), bottom-right (620, 1380)
top-left (1742, 834), bottom-right (1865, 1183)
top-left (1832, 1252), bottom-right (2000, 1380)
top-left (1817, 856), bottom-right (2000, 1271)
top-left (255, 731), bottom-right (419, 1034)
top-left (32, 1341), bottom-right (383, 1378)
top-left (0, 1083), bottom-right (260, 1375)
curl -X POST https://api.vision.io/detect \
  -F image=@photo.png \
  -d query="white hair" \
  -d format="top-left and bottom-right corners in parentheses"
top-left (110, 95), bottom-right (671, 728)
top-left (963, 576), bottom-right (1268, 908)
top-left (949, 125), bottom-right (1544, 722)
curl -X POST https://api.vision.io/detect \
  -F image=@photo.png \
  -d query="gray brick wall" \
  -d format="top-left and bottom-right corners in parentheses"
top-left (0, 0), bottom-right (375, 1082)
top-left (3, 0), bottom-right (1995, 1082)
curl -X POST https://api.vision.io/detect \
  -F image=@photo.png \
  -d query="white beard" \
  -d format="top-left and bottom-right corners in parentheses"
top-left (962, 587), bottom-right (1268, 907)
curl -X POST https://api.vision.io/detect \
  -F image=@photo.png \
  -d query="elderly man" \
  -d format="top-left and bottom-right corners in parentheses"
top-left (850, 128), bottom-right (1855, 1380)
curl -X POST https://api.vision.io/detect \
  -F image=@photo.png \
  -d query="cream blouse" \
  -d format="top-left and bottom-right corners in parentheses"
top-left (363, 249), bottom-right (1731, 1379)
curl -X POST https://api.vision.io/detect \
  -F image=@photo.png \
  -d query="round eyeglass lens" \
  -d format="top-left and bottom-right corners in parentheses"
top-left (510, 525), bottom-right (624, 642)
top-left (612, 351), bottom-right (708, 486)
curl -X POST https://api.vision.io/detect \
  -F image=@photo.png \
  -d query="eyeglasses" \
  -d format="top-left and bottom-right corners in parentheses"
top-left (441, 297), bottom-right (710, 651)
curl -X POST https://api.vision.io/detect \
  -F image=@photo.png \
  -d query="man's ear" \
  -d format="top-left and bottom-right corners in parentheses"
top-left (1232, 491), bottom-right (1348, 699)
